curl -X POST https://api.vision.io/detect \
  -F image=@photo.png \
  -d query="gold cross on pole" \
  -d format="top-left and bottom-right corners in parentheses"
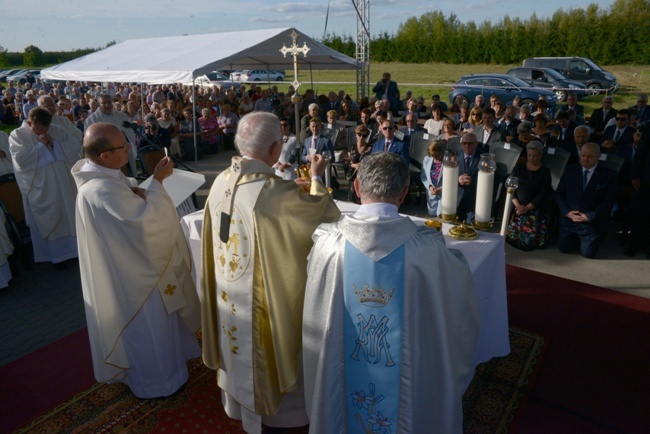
top-left (279, 29), bottom-right (310, 92)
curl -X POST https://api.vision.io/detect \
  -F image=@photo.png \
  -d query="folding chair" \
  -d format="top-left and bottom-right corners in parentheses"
top-left (541, 146), bottom-right (570, 190)
top-left (599, 152), bottom-right (625, 176)
top-left (409, 136), bottom-right (431, 205)
top-left (0, 173), bottom-right (31, 273)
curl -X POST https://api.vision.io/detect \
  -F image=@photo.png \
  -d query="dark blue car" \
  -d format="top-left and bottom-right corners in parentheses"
top-left (449, 73), bottom-right (558, 108)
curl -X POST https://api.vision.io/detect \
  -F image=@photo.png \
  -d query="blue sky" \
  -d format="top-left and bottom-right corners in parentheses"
top-left (0, 0), bottom-right (615, 52)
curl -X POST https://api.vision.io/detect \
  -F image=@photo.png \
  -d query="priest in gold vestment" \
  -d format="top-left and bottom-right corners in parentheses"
top-left (201, 112), bottom-right (340, 434)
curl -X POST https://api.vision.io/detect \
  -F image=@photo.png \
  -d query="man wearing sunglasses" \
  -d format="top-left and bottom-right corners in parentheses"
top-left (601, 109), bottom-right (634, 153)
top-left (371, 119), bottom-right (409, 164)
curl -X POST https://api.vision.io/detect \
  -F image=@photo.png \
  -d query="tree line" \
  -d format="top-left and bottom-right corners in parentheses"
top-left (2, 0), bottom-right (647, 69)
top-left (323, 0), bottom-right (650, 65)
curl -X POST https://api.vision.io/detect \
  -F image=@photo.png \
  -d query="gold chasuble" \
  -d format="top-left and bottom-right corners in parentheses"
top-left (201, 157), bottom-right (340, 418)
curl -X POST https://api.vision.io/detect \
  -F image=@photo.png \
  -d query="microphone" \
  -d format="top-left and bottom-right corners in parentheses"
top-left (122, 121), bottom-right (143, 134)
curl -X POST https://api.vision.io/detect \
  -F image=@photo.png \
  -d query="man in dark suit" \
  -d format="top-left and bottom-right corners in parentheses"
top-left (588, 95), bottom-right (618, 141)
top-left (372, 72), bottom-right (400, 116)
top-left (549, 111), bottom-right (578, 149)
top-left (372, 119), bottom-right (409, 163)
top-left (498, 105), bottom-right (521, 139)
top-left (399, 113), bottom-right (426, 144)
top-left (456, 133), bottom-right (483, 222)
top-left (472, 108), bottom-right (505, 150)
top-left (301, 117), bottom-right (334, 163)
top-left (556, 142), bottom-right (618, 258)
top-left (629, 93), bottom-right (650, 127)
top-left (561, 125), bottom-right (590, 167)
top-left (555, 93), bottom-right (585, 119)
top-left (300, 103), bottom-right (321, 143)
top-left (601, 109), bottom-right (635, 154)
top-left (628, 126), bottom-right (650, 256)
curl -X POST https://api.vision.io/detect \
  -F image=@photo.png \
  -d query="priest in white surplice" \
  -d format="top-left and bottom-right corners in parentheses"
top-left (9, 107), bottom-right (79, 265)
top-left (201, 112), bottom-right (340, 434)
top-left (85, 94), bottom-right (138, 176)
top-left (303, 152), bottom-right (480, 433)
top-left (73, 123), bottom-right (201, 399)
top-left (37, 95), bottom-right (83, 149)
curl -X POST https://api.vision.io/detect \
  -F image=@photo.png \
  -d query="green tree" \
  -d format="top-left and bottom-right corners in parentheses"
top-left (0, 46), bottom-right (8, 68)
top-left (23, 45), bottom-right (45, 67)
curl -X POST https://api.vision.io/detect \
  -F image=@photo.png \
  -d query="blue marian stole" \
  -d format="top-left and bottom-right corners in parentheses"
top-left (344, 241), bottom-right (404, 433)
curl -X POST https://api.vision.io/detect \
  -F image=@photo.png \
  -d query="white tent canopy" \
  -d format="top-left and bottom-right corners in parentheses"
top-left (40, 27), bottom-right (358, 84)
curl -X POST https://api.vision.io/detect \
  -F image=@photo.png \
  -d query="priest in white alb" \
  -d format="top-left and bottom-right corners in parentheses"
top-left (9, 107), bottom-right (80, 265)
top-left (72, 122), bottom-right (201, 399)
top-left (303, 152), bottom-right (480, 433)
top-left (201, 111), bottom-right (340, 434)
top-left (85, 93), bottom-right (138, 175)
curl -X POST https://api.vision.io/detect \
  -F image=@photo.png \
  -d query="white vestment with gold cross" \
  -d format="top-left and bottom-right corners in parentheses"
top-left (201, 157), bottom-right (340, 433)
top-left (72, 159), bottom-right (201, 398)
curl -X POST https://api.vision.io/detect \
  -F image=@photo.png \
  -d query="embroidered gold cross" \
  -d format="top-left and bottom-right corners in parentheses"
top-left (164, 284), bottom-right (177, 296)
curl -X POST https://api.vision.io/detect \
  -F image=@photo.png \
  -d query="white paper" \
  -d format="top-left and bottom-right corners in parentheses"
top-left (547, 147), bottom-right (555, 155)
top-left (423, 133), bottom-right (430, 140)
top-left (139, 169), bottom-right (206, 207)
top-left (599, 153), bottom-right (607, 161)
top-left (504, 142), bottom-right (511, 150)
top-left (394, 130), bottom-right (405, 140)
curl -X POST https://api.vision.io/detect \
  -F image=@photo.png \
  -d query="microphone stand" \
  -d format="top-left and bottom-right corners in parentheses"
top-left (131, 128), bottom-right (195, 173)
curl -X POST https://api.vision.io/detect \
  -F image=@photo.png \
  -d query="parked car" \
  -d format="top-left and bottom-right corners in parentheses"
top-left (0, 69), bottom-right (23, 82)
top-left (234, 70), bottom-right (285, 82)
top-left (194, 71), bottom-right (241, 90)
top-left (449, 74), bottom-right (558, 108)
top-left (506, 67), bottom-right (587, 102)
top-left (522, 57), bottom-right (618, 96)
top-left (5, 69), bottom-right (41, 84)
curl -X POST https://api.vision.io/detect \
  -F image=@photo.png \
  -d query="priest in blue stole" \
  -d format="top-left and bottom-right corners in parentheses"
top-left (303, 152), bottom-right (480, 433)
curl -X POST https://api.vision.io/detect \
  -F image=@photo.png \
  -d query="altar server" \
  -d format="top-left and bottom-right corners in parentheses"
top-left (73, 123), bottom-right (201, 399)
top-left (303, 152), bottom-right (480, 433)
top-left (201, 111), bottom-right (340, 433)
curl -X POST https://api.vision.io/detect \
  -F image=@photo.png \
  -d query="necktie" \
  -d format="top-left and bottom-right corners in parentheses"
top-left (583, 169), bottom-right (589, 191)
top-left (465, 156), bottom-right (471, 169)
top-left (614, 130), bottom-right (621, 143)
top-left (603, 110), bottom-right (608, 122)
top-left (311, 137), bottom-right (316, 149)
top-left (384, 141), bottom-right (391, 152)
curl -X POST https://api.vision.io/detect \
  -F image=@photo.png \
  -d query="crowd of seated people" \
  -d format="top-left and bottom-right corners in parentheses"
top-left (1, 75), bottom-right (648, 258)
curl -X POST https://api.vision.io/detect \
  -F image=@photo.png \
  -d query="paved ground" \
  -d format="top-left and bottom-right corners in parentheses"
top-left (1, 148), bottom-right (649, 366)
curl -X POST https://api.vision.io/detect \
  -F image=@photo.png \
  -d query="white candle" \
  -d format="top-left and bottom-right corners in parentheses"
top-left (475, 170), bottom-right (494, 224)
top-left (441, 165), bottom-right (459, 217)
top-left (500, 191), bottom-right (514, 236)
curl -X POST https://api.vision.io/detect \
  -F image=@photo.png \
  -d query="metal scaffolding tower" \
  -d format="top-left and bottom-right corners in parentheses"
top-left (352, 0), bottom-right (370, 100)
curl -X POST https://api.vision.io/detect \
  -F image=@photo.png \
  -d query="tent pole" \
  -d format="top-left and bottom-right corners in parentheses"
top-left (140, 83), bottom-right (145, 123)
top-left (193, 80), bottom-right (198, 164)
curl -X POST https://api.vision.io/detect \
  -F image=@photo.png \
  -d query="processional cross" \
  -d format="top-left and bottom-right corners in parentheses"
top-left (279, 29), bottom-right (310, 92)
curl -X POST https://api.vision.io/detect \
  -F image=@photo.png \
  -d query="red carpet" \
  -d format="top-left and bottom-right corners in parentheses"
top-left (0, 328), bottom-right (94, 434)
top-left (506, 264), bottom-right (650, 433)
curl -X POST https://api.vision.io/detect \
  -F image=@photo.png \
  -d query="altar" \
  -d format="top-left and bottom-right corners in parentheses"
top-left (181, 201), bottom-right (510, 365)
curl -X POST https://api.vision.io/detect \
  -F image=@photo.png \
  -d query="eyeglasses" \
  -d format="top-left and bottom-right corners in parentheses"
top-left (98, 143), bottom-right (129, 156)
top-left (356, 132), bottom-right (368, 136)
top-left (280, 123), bottom-right (289, 127)
top-left (382, 126), bottom-right (393, 131)
top-left (461, 142), bottom-right (477, 146)
top-left (471, 114), bottom-right (481, 117)
top-left (615, 117), bottom-right (627, 121)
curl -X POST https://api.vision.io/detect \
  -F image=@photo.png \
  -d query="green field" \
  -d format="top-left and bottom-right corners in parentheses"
top-left (284, 62), bottom-right (650, 115)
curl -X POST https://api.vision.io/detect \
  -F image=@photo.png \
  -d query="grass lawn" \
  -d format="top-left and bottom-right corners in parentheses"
top-left (285, 62), bottom-right (650, 115)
